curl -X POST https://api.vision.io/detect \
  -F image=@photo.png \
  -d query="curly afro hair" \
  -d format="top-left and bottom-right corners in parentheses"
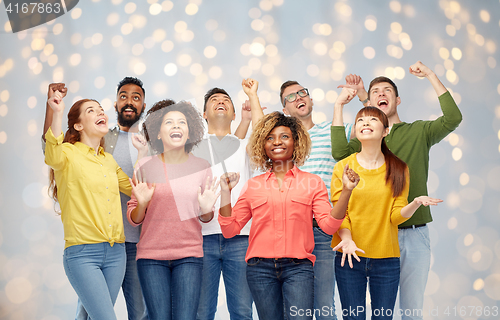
top-left (249, 111), bottom-right (311, 171)
top-left (142, 100), bottom-right (205, 154)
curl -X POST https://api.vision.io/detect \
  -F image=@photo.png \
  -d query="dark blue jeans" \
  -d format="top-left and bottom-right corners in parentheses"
top-left (246, 257), bottom-right (314, 320)
top-left (335, 252), bottom-right (400, 320)
top-left (197, 234), bottom-right (253, 320)
top-left (137, 257), bottom-right (203, 320)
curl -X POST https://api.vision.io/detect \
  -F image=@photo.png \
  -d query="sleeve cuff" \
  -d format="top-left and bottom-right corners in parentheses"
top-left (44, 127), bottom-right (64, 145)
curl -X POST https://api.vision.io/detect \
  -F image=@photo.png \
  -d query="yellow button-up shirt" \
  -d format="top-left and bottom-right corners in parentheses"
top-left (45, 128), bottom-right (132, 249)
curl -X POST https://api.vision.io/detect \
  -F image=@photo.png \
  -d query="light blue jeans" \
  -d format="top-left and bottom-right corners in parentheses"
top-left (64, 242), bottom-right (126, 320)
top-left (137, 257), bottom-right (203, 320)
top-left (398, 225), bottom-right (431, 320)
top-left (75, 242), bottom-right (148, 320)
top-left (197, 234), bottom-right (253, 320)
top-left (312, 227), bottom-right (338, 320)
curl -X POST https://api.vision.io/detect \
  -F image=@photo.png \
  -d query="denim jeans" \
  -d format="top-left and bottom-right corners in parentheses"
top-left (75, 242), bottom-right (148, 320)
top-left (335, 252), bottom-right (400, 320)
top-left (246, 257), bottom-right (314, 320)
top-left (137, 257), bottom-right (203, 320)
top-left (312, 227), bottom-right (338, 320)
top-left (64, 242), bottom-right (126, 320)
top-left (197, 234), bottom-right (253, 320)
top-left (398, 226), bottom-right (431, 320)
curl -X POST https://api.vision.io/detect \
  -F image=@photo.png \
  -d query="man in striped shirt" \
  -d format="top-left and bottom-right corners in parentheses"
top-left (280, 81), bottom-right (353, 320)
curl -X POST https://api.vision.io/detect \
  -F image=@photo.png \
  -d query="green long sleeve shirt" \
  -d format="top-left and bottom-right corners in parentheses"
top-left (330, 91), bottom-right (462, 227)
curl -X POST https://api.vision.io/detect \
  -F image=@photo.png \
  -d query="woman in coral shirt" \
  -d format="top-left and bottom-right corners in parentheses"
top-left (218, 112), bottom-right (358, 320)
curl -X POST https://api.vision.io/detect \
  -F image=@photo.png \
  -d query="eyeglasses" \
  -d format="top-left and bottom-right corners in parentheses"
top-left (282, 88), bottom-right (309, 106)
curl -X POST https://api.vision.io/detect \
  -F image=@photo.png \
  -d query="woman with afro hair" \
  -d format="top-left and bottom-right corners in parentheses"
top-left (218, 111), bottom-right (357, 320)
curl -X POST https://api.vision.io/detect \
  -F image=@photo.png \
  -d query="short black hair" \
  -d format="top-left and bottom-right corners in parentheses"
top-left (203, 87), bottom-right (234, 112)
top-left (117, 77), bottom-right (145, 97)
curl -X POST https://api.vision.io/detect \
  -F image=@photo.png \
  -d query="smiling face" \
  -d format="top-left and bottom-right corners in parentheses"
top-left (355, 113), bottom-right (389, 142)
top-left (159, 111), bottom-right (190, 152)
top-left (74, 101), bottom-right (109, 138)
top-left (203, 92), bottom-right (235, 123)
top-left (281, 84), bottom-right (313, 120)
top-left (115, 83), bottom-right (145, 128)
top-left (264, 125), bottom-right (295, 163)
top-left (368, 82), bottom-right (400, 119)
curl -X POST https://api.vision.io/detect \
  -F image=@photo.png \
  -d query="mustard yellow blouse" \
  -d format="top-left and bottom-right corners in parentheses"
top-left (45, 128), bottom-right (131, 248)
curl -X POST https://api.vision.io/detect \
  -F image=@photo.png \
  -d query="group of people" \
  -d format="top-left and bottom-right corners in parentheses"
top-left (42, 60), bottom-right (462, 320)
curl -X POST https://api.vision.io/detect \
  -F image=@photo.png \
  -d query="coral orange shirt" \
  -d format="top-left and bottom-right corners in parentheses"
top-left (218, 165), bottom-right (343, 264)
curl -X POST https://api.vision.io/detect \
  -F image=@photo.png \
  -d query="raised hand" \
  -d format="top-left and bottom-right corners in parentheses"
top-left (131, 133), bottom-right (149, 161)
top-left (241, 100), bottom-right (252, 121)
top-left (48, 90), bottom-right (65, 113)
top-left (130, 168), bottom-right (155, 206)
top-left (220, 172), bottom-right (240, 192)
top-left (338, 74), bottom-right (365, 92)
top-left (47, 83), bottom-right (67, 99)
top-left (409, 61), bottom-right (433, 78)
top-left (242, 78), bottom-right (259, 96)
top-left (413, 196), bottom-right (442, 207)
top-left (336, 87), bottom-right (357, 106)
top-left (332, 238), bottom-right (365, 268)
top-left (197, 176), bottom-right (221, 214)
top-left (342, 164), bottom-right (360, 190)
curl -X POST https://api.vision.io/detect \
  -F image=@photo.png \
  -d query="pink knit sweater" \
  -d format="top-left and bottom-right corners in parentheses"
top-left (127, 154), bottom-right (212, 261)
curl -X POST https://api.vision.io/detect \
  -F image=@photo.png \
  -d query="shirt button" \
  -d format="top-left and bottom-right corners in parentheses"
top-left (104, 175), bottom-right (106, 177)
top-left (106, 187), bottom-right (108, 189)
top-left (109, 212), bottom-right (111, 214)
top-left (109, 225), bottom-right (111, 227)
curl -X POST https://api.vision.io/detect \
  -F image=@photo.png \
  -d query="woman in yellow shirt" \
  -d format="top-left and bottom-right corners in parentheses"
top-left (45, 90), bottom-right (131, 320)
top-left (330, 103), bottom-right (442, 320)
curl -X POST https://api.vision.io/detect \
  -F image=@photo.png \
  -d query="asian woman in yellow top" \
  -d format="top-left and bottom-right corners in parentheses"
top-left (45, 90), bottom-right (132, 320)
top-left (330, 102), bottom-right (442, 320)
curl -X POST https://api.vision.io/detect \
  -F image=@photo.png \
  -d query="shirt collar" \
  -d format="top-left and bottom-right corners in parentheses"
top-left (74, 141), bottom-right (106, 156)
top-left (264, 164), bottom-right (299, 180)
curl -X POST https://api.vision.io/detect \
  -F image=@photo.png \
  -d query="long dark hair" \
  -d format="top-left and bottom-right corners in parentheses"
top-left (355, 106), bottom-right (407, 197)
top-left (48, 99), bottom-right (104, 205)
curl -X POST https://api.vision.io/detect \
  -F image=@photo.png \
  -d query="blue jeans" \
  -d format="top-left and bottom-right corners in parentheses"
top-left (335, 253), bottom-right (399, 320)
top-left (75, 242), bottom-right (148, 320)
top-left (312, 227), bottom-right (338, 320)
top-left (246, 257), bottom-right (314, 320)
top-left (64, 242), bottom-right (126, 320)
top-left (398, 226), bottom-right (431, 320)
top-left (197, 234), bottom-right (253, 320)
top-left (137, 257), bottom-right (203, 320)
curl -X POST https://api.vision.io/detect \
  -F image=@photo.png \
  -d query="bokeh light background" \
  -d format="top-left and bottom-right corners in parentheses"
top-left (0, 0), bottom-right (499, 319)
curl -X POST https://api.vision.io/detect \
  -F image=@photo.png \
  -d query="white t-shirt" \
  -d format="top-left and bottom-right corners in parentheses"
top-left (192, 133), bottom-right (253, 235)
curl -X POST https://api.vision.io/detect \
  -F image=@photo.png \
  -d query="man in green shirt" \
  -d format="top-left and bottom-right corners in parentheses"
top-left (331, 61), bottom-right (462, 320)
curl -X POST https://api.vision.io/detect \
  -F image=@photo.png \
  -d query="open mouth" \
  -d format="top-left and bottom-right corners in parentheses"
top-left (297, 102), bottom-right (306, 110)
top-left (377, 99), bottom-right (388, 107)
top-left (215, 104), bottom-right (226, 111)
top-left (170, 132), bottom-right (183, 139)
top-left (272, 147), bottom-right (285, 153)
top-left (360, 128), bottom-right (373, 134)
top-left (95, 118), bottom-right (107, 126)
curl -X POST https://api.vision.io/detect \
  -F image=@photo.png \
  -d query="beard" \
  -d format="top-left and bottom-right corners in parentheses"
top-left (117, 105), bottom-right (142, 128)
